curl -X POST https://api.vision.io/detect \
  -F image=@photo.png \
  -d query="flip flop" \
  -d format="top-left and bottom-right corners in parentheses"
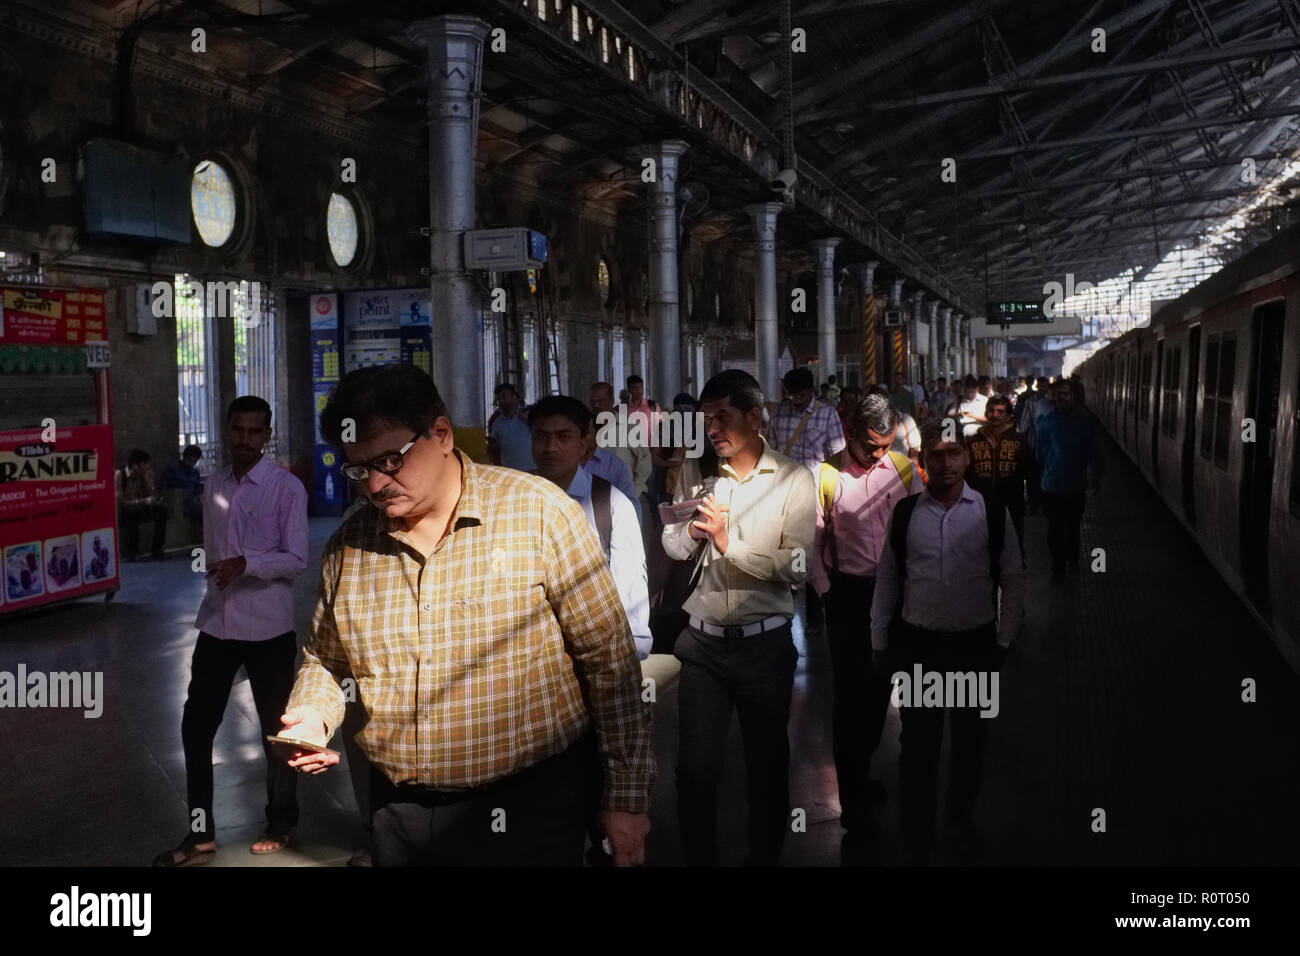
top-left (153, 840), bottom-right (216, 867)
top-left (250, 830), bottom-right (294, 855)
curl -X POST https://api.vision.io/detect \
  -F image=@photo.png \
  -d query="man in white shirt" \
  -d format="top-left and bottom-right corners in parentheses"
top-left (957, 380), bottom-right (988, 438)
top-left (155, 395), bottom-right (309, 867)
top-left (662, 369), bottom-right (816, 867)
top-left (869, 417), bottom-right (1025, 864)
top-left (530, 396), bottom-right (652, 658)
top-left (530, 394), bottom-right (653, 867)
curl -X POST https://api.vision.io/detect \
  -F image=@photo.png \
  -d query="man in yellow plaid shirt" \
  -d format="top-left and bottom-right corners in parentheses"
top-left (278, 364), bottom-right (654, 866)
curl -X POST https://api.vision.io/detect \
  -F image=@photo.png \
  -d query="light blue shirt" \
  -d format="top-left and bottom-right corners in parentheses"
top-left (490, 410), bottom-right (535, 471)
top-left (585, 447), bottom-right (641, 523)
top-left (567, 466), bottom-right (652, 659)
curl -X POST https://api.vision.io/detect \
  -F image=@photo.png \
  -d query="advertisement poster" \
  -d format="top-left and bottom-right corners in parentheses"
top-left (0, 424), bottom-right (119, 611)
top-left (0, 288), bottom-right (106, 345)
top-left (343, 288), bottom-right (430, 373)
top-left (310, 292), bottom-right (338, 331)
top-left (310, 293), bottom-right (344, 515)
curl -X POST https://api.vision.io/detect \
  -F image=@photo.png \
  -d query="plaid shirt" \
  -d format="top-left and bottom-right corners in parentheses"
top-left (287, 449), bottom-right (655, 813)
top-left (765, 398), bottom-right (846, 473)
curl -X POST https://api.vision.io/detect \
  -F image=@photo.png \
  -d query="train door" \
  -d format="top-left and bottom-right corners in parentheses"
top-left (1240, 301), bottom-right (1285, 612)
top-left (1182, 326), bottom-right (1201, 526)
top-left (1151, 340), bottom-right (1164, 488)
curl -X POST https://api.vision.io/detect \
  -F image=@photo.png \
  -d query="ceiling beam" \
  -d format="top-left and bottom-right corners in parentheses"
top-left (790, 0), bottom-right (1019, 113)
top-left (859, 36), bottom-right (1300, 111)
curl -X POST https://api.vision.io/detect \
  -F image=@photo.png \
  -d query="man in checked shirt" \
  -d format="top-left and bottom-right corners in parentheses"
top-left (278, 365), bottom-right (654, 866)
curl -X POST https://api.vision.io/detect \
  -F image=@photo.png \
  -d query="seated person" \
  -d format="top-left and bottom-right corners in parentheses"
top-left (116, 449), bottom-right (167, 560)
top-left (161, 445), bottom-right (204, 536)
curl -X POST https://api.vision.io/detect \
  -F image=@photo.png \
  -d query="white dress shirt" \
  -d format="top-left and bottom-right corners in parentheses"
top-left (585, 447), bottom-right (642, 523)
top-left (195, 456), bottom-right (309, 641)
top-left (567, 465), bottom-right (653, 659)
top-left (869, 481), bottom-right (1025, 649)
top-left (662, 437), bottom-right (816, 626)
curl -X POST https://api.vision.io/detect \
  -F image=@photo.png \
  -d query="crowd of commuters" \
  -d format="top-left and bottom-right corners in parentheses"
top-left (152, 360), bottom-right (1101, 869)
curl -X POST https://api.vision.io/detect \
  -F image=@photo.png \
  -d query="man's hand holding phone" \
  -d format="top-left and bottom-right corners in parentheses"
top-left (689, 494), bottom-right (729, 553)
top-left (276, 706), bottom-right (340, 774)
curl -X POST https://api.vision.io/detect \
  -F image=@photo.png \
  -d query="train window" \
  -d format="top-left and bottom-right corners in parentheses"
top-left (1214, 334), bottom-right (1236, 469)
top-left (1140, 354), bottom-right (1153, 421)
top-left (1292, 361), bottom-right (1300, 517)
top-left (1162, 348), bottom-right (1180, 438)
top-left (1200, 337), bottom-right (1219, 460)
top-left (1130, 354), bottom-right (1139, 417)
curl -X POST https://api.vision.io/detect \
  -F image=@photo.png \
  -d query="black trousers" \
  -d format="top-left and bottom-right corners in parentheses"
top-left (824, 573), bottom-right (892, 833)
top-left (369, 740), bottom-right (586, 866)
top-left (675, 623), bottom-right (797, 866)
top-left (1042, 492), bottom-right (1086, 570)
top-left (893, 621), bottom-right (998, 855)
top-left (180, 631), bottom-right (299, 842)
top-left (120, 503), bottom-right (167, 558)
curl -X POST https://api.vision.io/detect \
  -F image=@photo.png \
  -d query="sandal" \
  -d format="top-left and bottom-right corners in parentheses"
top-left (153, 839), bottom-right (216, 867)
top-left (250, 829), bottom-right (294, 855)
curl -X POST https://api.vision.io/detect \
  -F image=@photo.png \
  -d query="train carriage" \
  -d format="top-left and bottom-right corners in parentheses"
top-left (1079, 223), bottom-right (1300, 673)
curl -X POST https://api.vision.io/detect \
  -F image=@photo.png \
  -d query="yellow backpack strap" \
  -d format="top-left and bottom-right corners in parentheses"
top-left (818, 461), bottom-right (839, 515)
top-left (888, 451), bottom-right (914, 492)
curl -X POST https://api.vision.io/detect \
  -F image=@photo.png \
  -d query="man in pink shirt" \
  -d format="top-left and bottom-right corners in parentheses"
top-left (810, 392), bottom-right (920, 859)
top-left (154, 395), bottom-right (309, 866)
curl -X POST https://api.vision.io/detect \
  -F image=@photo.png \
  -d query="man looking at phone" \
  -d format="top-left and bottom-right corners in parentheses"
top-left (279, 364), bottom-right (654, 866)
top-left (154, 396), bottom-right (309, 866)
top-left (662, 369), bottom-right (817, 866)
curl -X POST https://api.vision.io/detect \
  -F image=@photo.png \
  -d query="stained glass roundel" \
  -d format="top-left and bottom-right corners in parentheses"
top-left (327, 192), bottom-right (359, 267)
top-left (191, 161), bottom-right (237, 248)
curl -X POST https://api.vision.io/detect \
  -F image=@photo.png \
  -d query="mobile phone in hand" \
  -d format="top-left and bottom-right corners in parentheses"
top-left (266, 735), bottom-right (339, 760)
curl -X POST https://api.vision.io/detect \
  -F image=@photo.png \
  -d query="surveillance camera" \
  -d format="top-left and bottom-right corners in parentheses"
top-left (770, 168), bottom-right (797, 192)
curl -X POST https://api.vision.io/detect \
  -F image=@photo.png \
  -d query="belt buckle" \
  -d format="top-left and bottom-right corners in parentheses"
top-left (723, 625), bottom-right (744, 640)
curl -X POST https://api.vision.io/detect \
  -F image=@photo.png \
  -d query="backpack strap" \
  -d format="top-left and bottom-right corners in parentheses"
top-left (782, 405), bottom-right (815, 456)
top-left (818, 462), bottom-right (840, 573)
top-left (889, 494), bottom-right (921, 623)
top-left (887, 450), bottom-right (914, 492)
top-left (978, 489), bottom-right (1004, 593)
top-left (818, 461), bottom-right (839, 515)
top-left (590, 474), bottom-right (613, 562)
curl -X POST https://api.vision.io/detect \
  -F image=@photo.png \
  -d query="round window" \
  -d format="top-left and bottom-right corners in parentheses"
top-left (327, 192), bottom-right (359, 268)
top-left (191, 160), bottom-right (237, 248)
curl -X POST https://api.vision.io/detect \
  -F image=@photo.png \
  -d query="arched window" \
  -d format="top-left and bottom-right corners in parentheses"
top-left (327, 192), bottom-right (359, 268)
top-left (598, 257), bottom-right (612, 307)
top-left (191, 160), bottom-right (237, 248)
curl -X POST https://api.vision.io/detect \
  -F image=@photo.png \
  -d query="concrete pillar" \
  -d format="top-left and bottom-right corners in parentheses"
top-left (926, 300), bottom-right (939, 381)
top-left (638, 329), bottom-right (649, 394)
top-left (910, 291), bottom-right (924, 381)
top-left (852, 261), bottom-right (880, 386)
top-left (407, 15), bottom-right (489, 447)
top-left (647, 140), bottom-right (688, 402)
top-left (961, 316), bottom-right (973, 378)
top-left (940, 307), bottom-right (953, 380)
top-left (693, 333), bottom-right (706, 397)
top-left (813, 237), bottom-right (840, 388)
top-left (611, 324), bottom-right (625, 394)
top-left (745, 202), bottom-right (783, 401)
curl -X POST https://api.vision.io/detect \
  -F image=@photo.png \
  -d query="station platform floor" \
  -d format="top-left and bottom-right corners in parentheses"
top-left (2, 428), bottom-right (1298, 867)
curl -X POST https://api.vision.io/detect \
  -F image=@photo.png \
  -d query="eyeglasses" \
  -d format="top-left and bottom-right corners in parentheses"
top-left (340, 431), bottom-right (428, 481)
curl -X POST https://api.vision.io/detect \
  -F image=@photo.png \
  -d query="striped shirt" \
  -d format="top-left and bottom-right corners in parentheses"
top-left (765, 398), bottom-right (846, 473)
top-left (286, 449), bottom-right (655, 813)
